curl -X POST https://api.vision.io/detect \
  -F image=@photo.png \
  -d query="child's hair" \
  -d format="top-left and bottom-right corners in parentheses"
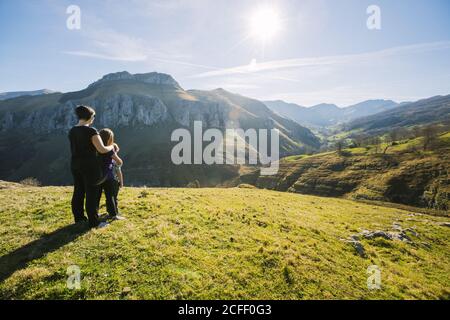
top-left (75, 105), bottom-right (95, 120)
top-left (99, 128), bottom-right (114, 146)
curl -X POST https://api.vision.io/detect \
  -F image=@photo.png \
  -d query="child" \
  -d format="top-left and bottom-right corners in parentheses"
top-left (98, 128), bottom-right (125, 220)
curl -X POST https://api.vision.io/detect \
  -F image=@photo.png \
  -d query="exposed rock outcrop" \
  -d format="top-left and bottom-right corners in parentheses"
top-left (342, 223), bottom-right (421, 258)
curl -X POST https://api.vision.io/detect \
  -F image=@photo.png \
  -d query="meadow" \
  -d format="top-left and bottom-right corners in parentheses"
top-left (0, 183), bottom-right (449, 299)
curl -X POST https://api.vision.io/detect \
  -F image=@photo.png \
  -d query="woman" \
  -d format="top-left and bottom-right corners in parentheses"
top-left (68, 105), bottom-right (114, 228)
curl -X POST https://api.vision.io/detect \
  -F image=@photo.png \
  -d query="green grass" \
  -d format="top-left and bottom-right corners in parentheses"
top-left (345, 147), bottom-right (367, 155)
top-left (387, 137), bottom-right (422, 153)
top-left (439, 132), bottom-right (450, 144)
top-left (327, 129), bottom-right (361, 141)
top-left (0, 185), bottom-right (449, 300)
top-left (283, 155), bottom-right (309, 162)
top-left (283, 152), bottom-right (334, 162)
top-left (321, 131), bottom-right (450, 158)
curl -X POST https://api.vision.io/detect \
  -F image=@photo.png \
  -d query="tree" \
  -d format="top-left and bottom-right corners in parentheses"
top-left (388, 128), bottom-right (400, 144)
top-left (336, 140), bottom-right (344, 155)
top-left (396, 127), bottom-right (410, 140)
top-left (372, 136), bottom-right (381, 154)
top-left (383, 128), bottom-right (400, 154)
top-left (412, 126), bottom-right (422, 138)
top-left (353, 134), bottom-right (367, 147)
top-left (422, 125), bottom-right (438, 151)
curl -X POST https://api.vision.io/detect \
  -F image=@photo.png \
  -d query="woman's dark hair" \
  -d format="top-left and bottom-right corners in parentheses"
top-left (99, 128), bottom-right (114, 146)
top-left (75, 105), bottom-right (95, 120)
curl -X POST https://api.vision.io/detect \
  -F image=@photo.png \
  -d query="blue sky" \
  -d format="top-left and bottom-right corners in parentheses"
top-left (0, 0), bottom-right (449, 106)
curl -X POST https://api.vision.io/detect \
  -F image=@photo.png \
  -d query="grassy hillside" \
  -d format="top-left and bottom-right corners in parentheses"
top-left (249, 133), bottom-right (450, 211)
top-left (0, 184), bottom-right (449, 299)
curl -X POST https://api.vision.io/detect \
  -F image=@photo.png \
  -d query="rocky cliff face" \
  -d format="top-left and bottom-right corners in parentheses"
top-left (0, 71), bottom-right (319, 149)
top-left (84, 94), bottom-right (170, 128)
top-left (0, 95), bottom-right (169, 133)
top-left (1, 102), bottom-right (76, 133)
top-left (0, 74), bottom-right (178, 132)
top-left (0, 72), bottom-right (180, 133)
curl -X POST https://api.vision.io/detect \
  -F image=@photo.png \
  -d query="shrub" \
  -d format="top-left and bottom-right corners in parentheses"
top-left (237, 184), bottom-right (256, 189)
top-left (20, 177), bottom-right (41, 187)
top-left (283, 266), bottom-right (294, 285)
top-left (187, 180), bottom-right (201, 188)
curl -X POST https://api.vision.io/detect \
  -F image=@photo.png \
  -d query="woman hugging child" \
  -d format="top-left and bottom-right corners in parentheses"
top-left (98, 128), bottom-right (125, 220)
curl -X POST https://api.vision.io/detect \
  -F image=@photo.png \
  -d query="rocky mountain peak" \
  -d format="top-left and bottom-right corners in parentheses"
top-left (88, 71), bottom-right (182, 89)
top-left (213, 88), bottom-right (228, 93)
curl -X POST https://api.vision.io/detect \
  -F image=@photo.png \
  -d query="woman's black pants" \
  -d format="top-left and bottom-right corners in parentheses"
top-left (71, 167), bottom-right (100, 228)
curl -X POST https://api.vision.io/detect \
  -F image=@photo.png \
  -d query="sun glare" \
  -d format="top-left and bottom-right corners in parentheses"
top-left (249, 6), bottom-right (282, 42)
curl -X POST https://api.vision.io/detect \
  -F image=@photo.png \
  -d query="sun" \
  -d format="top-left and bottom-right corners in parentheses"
top-left (249, 6), bottom-right (282, 42)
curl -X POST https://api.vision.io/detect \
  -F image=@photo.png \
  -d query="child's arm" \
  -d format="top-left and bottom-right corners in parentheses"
top-left (112, 153), bottom-right (123, 166)
top-left (112, 147), bottom-right (123, 187)
top-left (117, 168), bottom-right (124, 188)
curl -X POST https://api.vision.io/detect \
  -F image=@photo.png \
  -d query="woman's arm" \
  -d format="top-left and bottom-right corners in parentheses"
top-left (91, 135), bottom-right (114, 154)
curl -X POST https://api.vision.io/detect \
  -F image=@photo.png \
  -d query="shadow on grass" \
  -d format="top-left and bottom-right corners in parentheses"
top-left (0, 223), bottom-right (89, 283)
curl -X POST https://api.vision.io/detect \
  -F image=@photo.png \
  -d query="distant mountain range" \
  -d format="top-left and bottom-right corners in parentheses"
top-left (0, 71), bottom-right (319, 186)
top-left (264, 99), bottom-right (400, 127)
top-left (347, 94), bottom-right (450, 134)
top-left (0, 89), bottom-right (56, 101)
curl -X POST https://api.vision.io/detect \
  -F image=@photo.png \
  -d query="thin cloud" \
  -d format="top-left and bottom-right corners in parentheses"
top-left (62, 25), bottom-right (150, 62)
top-left (154, 57), bottom-right (300, 82)
top-left (190, 41), bottom-right (450, 79)
top-left (63, 50), bottom-right (147, 62)
top-left (62, 29), bottom-right (191, 63)
top-left (203, 83), bottom-right (261, 90)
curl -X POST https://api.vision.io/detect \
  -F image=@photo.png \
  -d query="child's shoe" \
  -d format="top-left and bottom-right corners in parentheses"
top-left (107, 214), bottom-right (126, 221)
top-left (97, 221), bottom-right (109, 229)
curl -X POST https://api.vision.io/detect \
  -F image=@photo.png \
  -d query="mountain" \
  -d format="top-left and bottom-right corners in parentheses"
top-left (263, 100), bottom-right (335, 127)
top-left (0, 89), bottom-right (56, 101)
top-left (344, 99), bottom-right (399, 119)
top-left (0, 71), bottom-right (319, 186)
top-left (262, 100), bottom-right (308, 121)
top-left (264, 99), bottom-right (399, 128)
top-left (347, 95), bottom-right (450, 134)
top-left (307, 103), bottom-right (342, 126)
